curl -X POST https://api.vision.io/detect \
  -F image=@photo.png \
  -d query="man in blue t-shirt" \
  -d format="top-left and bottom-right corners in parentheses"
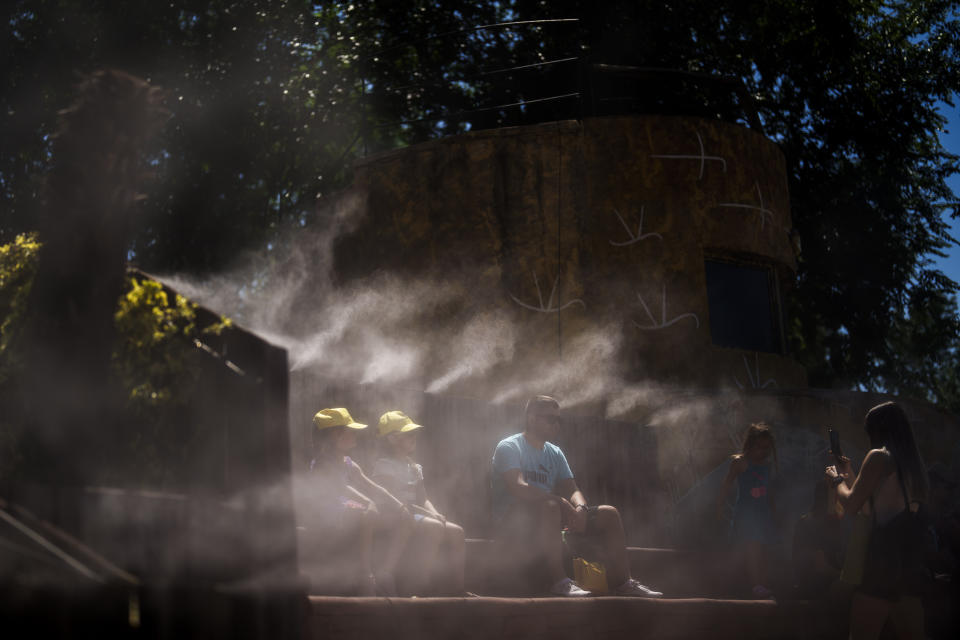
top-left (491, 395), bottom-right (663, 598)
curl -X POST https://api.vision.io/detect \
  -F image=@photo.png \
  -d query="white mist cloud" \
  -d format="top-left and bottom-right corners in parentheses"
top-left (489, 326), bottom-right (621, 407)
top-left (359, 338), bottom-right (421, 385)
top-left (426, 310), bottom-right (516, 394)
top-left (605, 383), bottom-right (678, 421)
top-left (152, 193), bottom-right (696, 421)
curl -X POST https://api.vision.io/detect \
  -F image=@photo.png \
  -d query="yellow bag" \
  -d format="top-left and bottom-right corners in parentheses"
top-left (572, 557), bottom-right (608, 594)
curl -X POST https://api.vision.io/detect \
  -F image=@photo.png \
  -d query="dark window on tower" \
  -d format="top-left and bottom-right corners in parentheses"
top-left (704, 259), bottom-right (782, 353)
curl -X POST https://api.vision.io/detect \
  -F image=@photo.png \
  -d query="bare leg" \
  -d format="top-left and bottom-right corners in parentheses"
top-left (540, 499), bottom-right (567, 585)
top-left (413, 518), bottom-right (466, 595)
top-left (360, 510), bottom-right (375, 581)
top-left (407, 516), bottom-right (445, 594)
top-left (849, 592), bottom-right (892, 640)
top-left (441, 521), bottom-right (466, 594)
top-left (593, 505), bottom-right (630, 588)
top-left (341, 508), bottom-right (376, 595)
top-left (378, 511), bottom-right (414, 594)
top-left (492, 501), bottom-right (566, 589)
top-left (745, 542), bottom-right (766, 587)
top-left (888, 595), bottom-right (924, 640)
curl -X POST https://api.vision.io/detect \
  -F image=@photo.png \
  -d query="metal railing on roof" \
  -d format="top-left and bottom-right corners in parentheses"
top-left (353, 18), bottom-right (762, 156)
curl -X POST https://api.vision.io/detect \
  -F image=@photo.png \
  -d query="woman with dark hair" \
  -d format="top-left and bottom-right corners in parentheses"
top-left (826, 401), bottom-right (929, 640)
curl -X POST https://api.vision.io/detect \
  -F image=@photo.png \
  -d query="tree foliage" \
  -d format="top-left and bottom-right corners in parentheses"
top-left (0, 237), bottom-right (232, 485)
top-left (4, 1), bottom-right (320, 270)
top-left (2, 1), bottom-right (959, 411)
top-left (113, 277), bottom-right (231, 408)
top-left (495, 1), bottom-right (960, 408)
top-left (0, 232), bottom-right (40, 384)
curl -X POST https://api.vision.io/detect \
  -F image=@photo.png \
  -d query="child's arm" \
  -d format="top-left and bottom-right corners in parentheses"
top-left (370, 458), bottom-right (402, 500)
top-left (416, 468), bottom-right (444, 522)
top-left (421, 499), bottom-right (445, 524)
top-left (717, 455), bottom-right (747, 519)
top-left (414, 500), bottom-right (447, 525)
top-left (347, 459), bottom-right (407, 513)
top-left (344, 484), bottom-right (376, 509)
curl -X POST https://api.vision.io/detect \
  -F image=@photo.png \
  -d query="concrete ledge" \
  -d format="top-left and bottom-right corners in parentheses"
top-left (465, 539), bottom-right (744, 598)
top-left (306, 595), bottom-right (842, 640)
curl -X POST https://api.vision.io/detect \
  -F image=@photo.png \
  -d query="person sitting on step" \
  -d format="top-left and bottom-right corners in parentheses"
top-left (372, 410), bottom-right (470, 596)
top-left (490, 395), bottom-right (664, 598)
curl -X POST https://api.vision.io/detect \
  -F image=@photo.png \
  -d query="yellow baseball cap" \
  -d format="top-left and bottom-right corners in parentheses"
top-left (377, 410), bottom-right (424, 437)
top-left (313, 408), bottom-right (367, 431)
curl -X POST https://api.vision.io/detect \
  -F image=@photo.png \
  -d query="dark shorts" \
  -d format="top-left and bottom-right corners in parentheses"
top-left (856, 579), bottom-right (923, 602)
top-left (495, 502), bottom-right (603, 558)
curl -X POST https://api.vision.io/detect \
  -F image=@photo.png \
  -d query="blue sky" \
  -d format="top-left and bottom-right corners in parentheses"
top-left (935, 99), bottom-right (960, 294)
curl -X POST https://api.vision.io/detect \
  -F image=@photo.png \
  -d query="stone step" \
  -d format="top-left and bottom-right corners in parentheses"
top-left (465, 539), bottom-right (752, 598)
top-left (305, 595), bottom-right (842, 640)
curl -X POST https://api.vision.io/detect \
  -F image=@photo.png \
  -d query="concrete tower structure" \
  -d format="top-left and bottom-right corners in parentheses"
top-left (333, 115), bottom-right (805, 392)
top-left (297, 115), bottom-right (958, 544)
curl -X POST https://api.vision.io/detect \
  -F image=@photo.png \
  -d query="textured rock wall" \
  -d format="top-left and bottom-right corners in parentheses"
top-left (296, 117), bottom-right (959, 547)
top-left (333, 115), bottom-right (805, 397)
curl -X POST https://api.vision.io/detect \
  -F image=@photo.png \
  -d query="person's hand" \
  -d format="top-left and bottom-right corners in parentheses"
top-left (571, 505), bottom-right (588, 533)
top-left (836, 455), bottom-right (853, 478)
top-left (730, 454), bottom-right (748, 474)
top-left (562, 499), bottom-right (587, 533)
top-left (558, 498), bottom-right (576, 528)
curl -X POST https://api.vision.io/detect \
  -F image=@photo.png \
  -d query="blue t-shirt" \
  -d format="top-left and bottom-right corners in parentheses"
top-left (491, 433), bottom-right (574, 519)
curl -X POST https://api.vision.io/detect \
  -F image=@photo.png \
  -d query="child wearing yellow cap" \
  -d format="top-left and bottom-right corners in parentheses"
top-left (372, 410), bottom-right (468, 596)
top-left (303, 408), bottom-right (415, 596)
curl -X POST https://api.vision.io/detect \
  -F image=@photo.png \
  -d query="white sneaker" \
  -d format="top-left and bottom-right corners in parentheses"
top-left (614, 578), bottom-right (663, 598)
top-left (549, 577), bottom-right (591, 597)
